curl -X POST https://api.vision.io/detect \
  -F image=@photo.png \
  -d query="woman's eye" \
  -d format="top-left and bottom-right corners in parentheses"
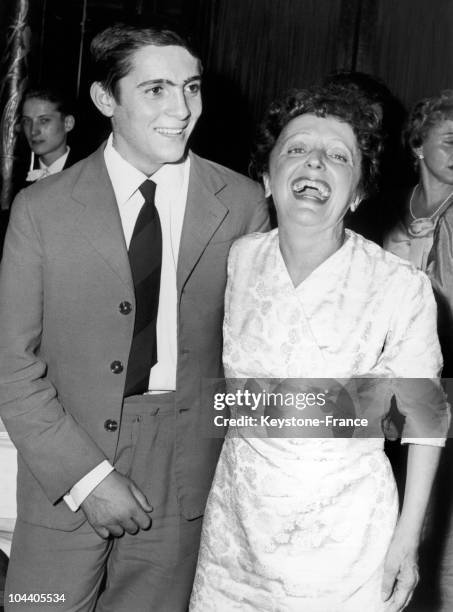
top-left (329, 151), bottom-right (349, 163)
top-left (288, 146), bottom-right (306, 154)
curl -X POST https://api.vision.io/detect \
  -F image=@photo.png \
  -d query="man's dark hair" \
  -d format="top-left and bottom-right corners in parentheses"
top-left (22, 87), bottom-right (75, 117)
top-left (90, 22), bottom-right (201, 101)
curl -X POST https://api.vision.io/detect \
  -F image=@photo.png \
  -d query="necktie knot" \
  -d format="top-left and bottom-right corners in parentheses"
top-left (139, 179), bottom-right (156, 203)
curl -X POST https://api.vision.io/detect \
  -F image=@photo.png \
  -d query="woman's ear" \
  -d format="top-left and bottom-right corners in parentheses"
top-left (263, 173), bottom-right (272, 198)
top-left (349, 195), bottom-right (361, 213)
top-left (413, 146), bottom-right (424, 160)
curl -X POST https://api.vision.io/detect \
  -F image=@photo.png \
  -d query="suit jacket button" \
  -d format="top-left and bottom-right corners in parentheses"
top-left (119, 301), bottom-right (132, 315)
top-left (110, 360), bottom-right (123, 374)
top-left (104, 419), bottom-right (118, 432)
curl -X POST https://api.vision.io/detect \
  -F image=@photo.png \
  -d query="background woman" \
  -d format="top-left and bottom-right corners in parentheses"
top-left (384, 92), bottom-right (453, 612)
top-left (384, 91), bottom-right (453, 278)
top-left (190, 86), bottom-right (449, 612)
top-left (385, 93), bottom-right (453, 612)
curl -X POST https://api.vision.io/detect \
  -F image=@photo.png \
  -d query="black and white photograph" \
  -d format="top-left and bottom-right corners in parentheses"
top-left (0, 1), bottom-right (453, 611)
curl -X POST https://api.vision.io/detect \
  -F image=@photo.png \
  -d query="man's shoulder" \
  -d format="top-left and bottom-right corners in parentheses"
top-left (190, 152), bottom-right (263, 198)
top-left (24, 149), bottom-right (99, 195)
top-left (64, 145), bottom-right (85, 170)
top-left (14, 148), bottom-right (103, 214)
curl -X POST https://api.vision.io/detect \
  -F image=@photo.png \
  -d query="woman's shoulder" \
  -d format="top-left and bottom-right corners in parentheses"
top-left (438, 200), bottom-right (453, 224)
top-left (227, 229), bottom-right (277, 276)
top-left (230, 227), bottom-right (277, 255)
top-left (347, 229), bottom-right (429, 287)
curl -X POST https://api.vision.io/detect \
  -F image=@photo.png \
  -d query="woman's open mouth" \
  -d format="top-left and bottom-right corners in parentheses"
top-left (291, 178), bottom-right (331, 202)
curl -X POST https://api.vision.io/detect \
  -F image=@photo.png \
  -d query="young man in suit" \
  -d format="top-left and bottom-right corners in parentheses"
top-left (0, 23), bottom-right (269, 611)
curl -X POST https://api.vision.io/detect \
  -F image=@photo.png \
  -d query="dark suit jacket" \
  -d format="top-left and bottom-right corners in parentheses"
top-left (0, 145), bottom-right (269, 530)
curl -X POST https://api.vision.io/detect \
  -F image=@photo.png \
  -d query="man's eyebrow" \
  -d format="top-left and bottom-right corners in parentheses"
top-left (21, 113), bottom-right (54, 119)
top-left (137, 75), bottom-right (202, 88)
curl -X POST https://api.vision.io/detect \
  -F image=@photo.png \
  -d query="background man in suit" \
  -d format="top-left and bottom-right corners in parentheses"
top-left (0, 88), bottom-right (80, 256)
top-left (19, 87), bottom-right (77, 185)
top-left (0, 22), bottom-right (269, 611)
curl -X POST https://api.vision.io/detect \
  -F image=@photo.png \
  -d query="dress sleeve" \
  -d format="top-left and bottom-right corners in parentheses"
top-left (385, 270), bottom-right (450, 446)
top-left (427, 207), bottom-right (453, 378)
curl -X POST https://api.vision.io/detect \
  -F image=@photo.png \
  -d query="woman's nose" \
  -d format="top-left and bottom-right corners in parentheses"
top-left (305, 149), bottom-right (325, 169)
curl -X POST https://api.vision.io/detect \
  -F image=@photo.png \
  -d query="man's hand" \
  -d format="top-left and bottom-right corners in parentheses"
top-left (81, 471), bottom-right (152, 539)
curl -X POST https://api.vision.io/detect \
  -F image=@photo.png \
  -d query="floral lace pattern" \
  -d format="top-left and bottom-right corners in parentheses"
top-left (190, 230), bottom-right (444, 611)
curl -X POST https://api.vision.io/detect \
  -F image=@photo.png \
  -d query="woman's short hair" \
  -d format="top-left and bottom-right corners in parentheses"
top-left (90, 22), bottom-right (201, 101)
top-left (251, 85), bottom-right (383, 197)
top-left (405, 90), bottom-right (453, 151)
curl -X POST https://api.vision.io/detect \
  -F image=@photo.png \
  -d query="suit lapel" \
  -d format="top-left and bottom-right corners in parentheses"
top-left (71, 149), bottom-right (227, 295)
top-left (63, 148), bottom-right (78, 171)
top-left (71, 146), bottom-right (133, 292)
top-left (177, 153), bottom-right (229, 294)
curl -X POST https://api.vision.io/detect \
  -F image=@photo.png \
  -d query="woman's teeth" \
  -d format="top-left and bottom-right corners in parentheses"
top-left (291, 179), bottom-right (331, 201)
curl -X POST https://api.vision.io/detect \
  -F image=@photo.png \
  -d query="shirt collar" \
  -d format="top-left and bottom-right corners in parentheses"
top-left (39, 147), bottom-right (70, 174)
top-left (103, 134), bottom-right (189, 205)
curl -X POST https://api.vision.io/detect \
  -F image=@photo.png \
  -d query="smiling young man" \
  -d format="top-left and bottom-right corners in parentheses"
top-left (0, 23), bottom-right (269, 611)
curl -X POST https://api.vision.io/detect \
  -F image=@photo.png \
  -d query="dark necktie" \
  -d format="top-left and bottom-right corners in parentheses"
top-left (124, 179), bottom-right (162, 397)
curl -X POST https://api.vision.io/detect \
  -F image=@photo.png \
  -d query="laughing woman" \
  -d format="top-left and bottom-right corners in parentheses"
top-left (189, 86), bottom-right (449, 612)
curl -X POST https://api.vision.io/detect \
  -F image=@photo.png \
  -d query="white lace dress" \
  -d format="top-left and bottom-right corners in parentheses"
top-left (190, 229), bottom-right (446, 612)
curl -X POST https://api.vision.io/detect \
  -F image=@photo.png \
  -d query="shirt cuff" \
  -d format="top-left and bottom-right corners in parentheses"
top-left (63, 460), bottom-right (114, 511)
top-left (402, 438), bottom-right (446, 447)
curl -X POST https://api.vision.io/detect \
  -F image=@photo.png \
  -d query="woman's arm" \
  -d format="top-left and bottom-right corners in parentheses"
top-left (380, 250), bottom-right (450, 611)
top-left (382, 443), bottom-right (441, 611)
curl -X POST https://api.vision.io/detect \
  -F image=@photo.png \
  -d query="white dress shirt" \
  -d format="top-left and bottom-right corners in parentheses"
top-left (41, 147), bottom-right (70, 175)
top-left (26, 147), bottom-right (70, 182)
top-left (64, 135), bottom-right (190, 510)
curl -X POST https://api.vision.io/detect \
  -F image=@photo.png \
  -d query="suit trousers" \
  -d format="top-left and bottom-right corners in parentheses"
top-left (5, 394), bottom-right (203, 612)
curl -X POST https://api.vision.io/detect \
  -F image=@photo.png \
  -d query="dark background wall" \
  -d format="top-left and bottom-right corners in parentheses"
top-left (1, 0), bottom-right (453, 179)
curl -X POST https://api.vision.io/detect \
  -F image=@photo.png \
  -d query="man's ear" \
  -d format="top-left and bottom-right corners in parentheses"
top-left (90, 82), bottom-right (116, 118)
top-left (64, 115), bottom-right (75, 133)
top-left (263, 173), bottom-right (272, 198)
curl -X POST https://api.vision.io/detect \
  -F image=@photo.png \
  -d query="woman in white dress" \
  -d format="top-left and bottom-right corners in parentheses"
top-left (190, 85), bottom-right (449, 612)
